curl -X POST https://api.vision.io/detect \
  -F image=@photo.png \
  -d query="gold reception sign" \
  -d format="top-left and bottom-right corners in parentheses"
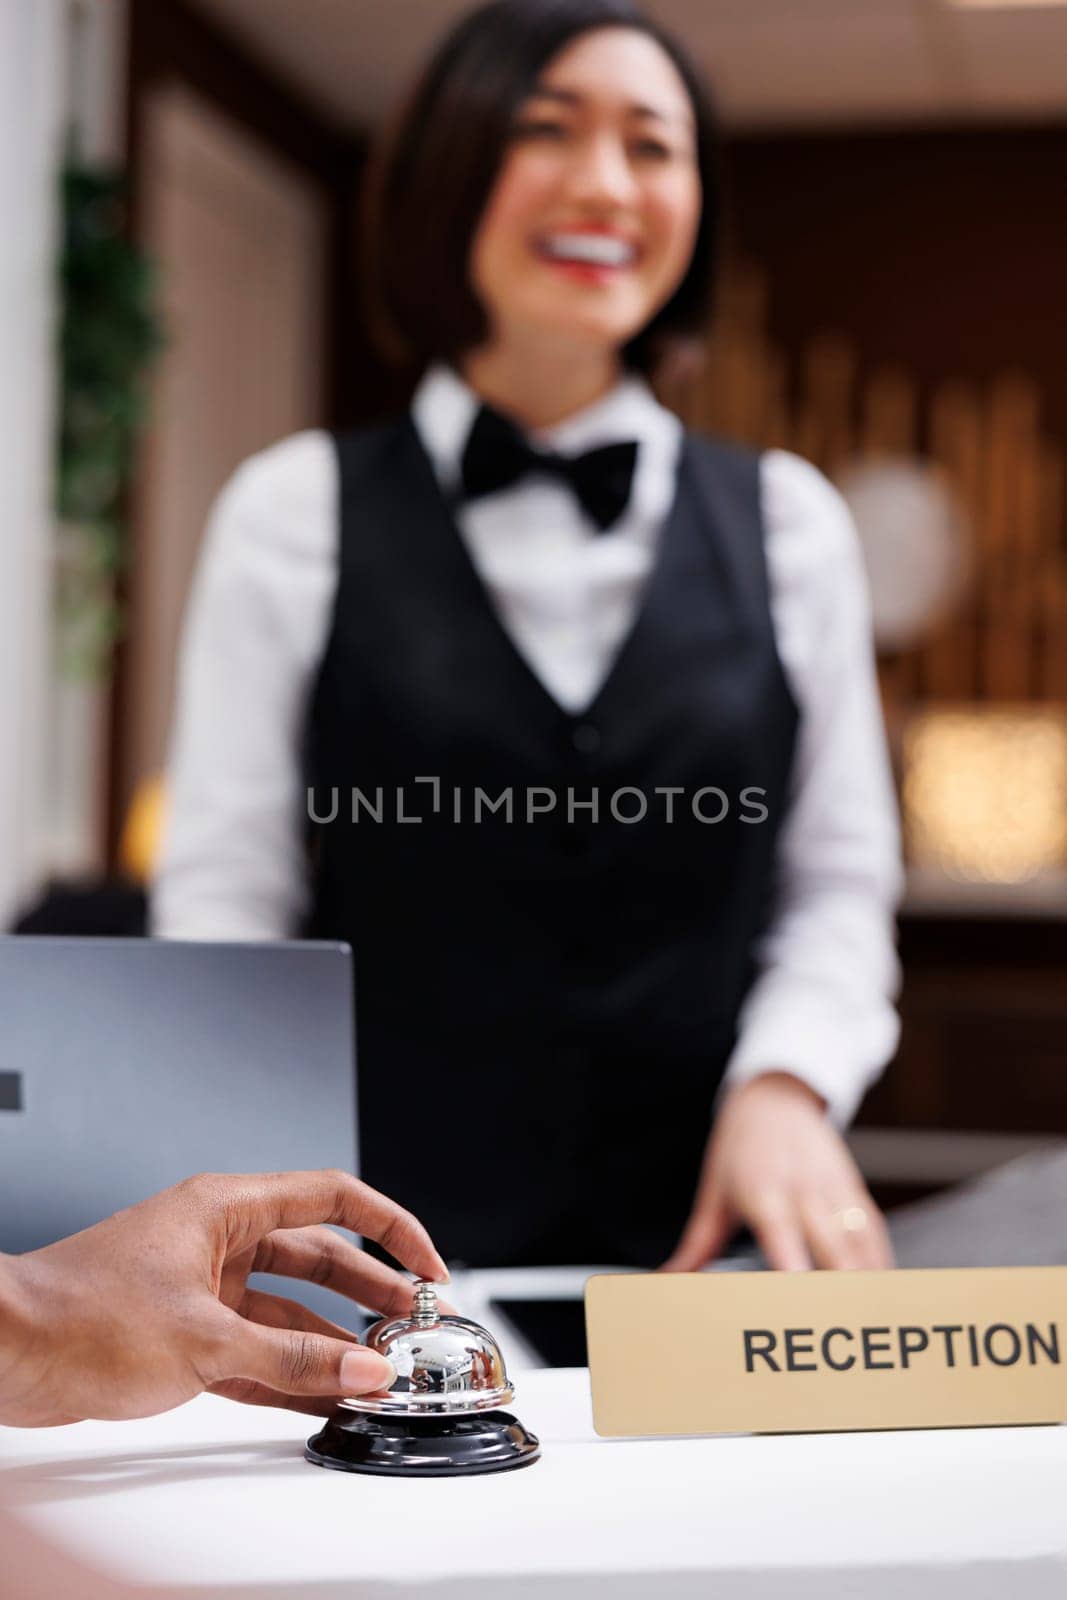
top-left (585, 1268), bottom-right (1067, 1436)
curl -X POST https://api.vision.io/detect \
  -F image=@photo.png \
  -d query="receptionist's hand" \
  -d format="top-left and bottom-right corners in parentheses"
top-left (662, 1072), bottom-right (894, 1273)
top-left (0, 1169), bottom-right (448, 1428)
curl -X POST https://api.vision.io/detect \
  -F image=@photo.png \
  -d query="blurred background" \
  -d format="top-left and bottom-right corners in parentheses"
top-left (4, 0), bottom-right (1067, 1205)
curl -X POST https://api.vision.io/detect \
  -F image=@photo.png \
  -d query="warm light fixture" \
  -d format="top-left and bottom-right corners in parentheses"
top-left (903, 706), bottom-right (1067, 885)
top-left (835, 458), bottom-right (969, 654)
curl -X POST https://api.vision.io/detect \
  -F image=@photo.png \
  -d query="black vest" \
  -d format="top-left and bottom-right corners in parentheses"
top-left (305, 417), bottom-right (798, 1267)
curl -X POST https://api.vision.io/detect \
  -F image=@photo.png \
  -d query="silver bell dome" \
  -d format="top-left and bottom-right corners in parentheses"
top-left (342, 1281), bottom-right (515, 1416)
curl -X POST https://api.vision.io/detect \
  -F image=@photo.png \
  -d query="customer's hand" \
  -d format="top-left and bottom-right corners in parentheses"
top-left (662, 1073), bottom-right (894, 1272)
top-left (0, 1169), bottom-right (448, 1427)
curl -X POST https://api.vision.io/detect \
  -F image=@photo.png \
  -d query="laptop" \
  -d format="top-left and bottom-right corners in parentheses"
top-left (0, 937), bottom-right (360, 1321)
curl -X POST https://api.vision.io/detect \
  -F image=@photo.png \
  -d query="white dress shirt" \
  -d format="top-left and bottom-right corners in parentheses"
top-left (153, 364), bottom-right (902, 1126)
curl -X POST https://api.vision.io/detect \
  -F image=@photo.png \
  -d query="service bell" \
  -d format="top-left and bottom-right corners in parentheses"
top-left (306, 1280), bottom-right (541, 1476)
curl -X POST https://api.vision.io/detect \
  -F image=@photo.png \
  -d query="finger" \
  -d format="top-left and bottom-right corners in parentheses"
top-left (660, 1189), bottom-right (731, 1272)
top-left (214, 1290), bottom-right (381, 1415)
top-left (748, 1193), bottom-right (812, 1272)
top-left (802, 1193), bottom-right (895, 1272)
top-left (237, 1287), bottom-right (364, 1343)
top-left (252, 1228), bottom-right (435, 1318)
top-left (799, 1195), bottom-right (854, 1271)
top-left (189, 1170), bottom-right (448, 1283)
top-left (208, 1377), bottom-right (338, 1418)
top-left (225, 1314), bottom-right (396, 1399)
top-left (850, 1199), bottom-right (895, 1270)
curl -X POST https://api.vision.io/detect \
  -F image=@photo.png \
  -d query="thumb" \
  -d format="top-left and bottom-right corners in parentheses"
top-left (230, 1319), bottom-right (396, 1399)
top-left (660, 1187), bottom-right (732, 1273)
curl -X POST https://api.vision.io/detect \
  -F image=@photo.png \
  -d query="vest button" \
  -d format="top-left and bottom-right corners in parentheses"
top-left (571, 722), bottom-right (601, 754)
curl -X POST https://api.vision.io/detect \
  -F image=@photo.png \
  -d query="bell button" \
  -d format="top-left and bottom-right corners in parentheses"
top-left (306, 1280), bottom-right (540, 1476)
top-left (571, 721), bottom-right (601, 755)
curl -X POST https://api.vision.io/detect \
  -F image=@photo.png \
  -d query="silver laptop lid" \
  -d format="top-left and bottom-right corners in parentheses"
top-left (0, 939), bottom-right (357, 1274)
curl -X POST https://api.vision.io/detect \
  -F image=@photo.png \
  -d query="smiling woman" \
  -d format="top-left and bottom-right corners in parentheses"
top-left (466, 28), bottom-right (703, 421)
top-left (154, 0), bottom-right (902, 1291)
top-left (363, 0), bottom-right (719, 406)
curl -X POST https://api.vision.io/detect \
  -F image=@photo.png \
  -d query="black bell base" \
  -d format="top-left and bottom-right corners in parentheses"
top-left (305, 1408), bottom-right (541, 1477)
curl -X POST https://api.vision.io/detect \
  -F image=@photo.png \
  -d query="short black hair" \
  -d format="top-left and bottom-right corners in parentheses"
top-left (364, 0), bottom-right (720, 375)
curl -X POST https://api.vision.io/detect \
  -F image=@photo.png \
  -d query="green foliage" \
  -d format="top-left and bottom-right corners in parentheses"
top-left (55, 162), bottom-right (165, 677)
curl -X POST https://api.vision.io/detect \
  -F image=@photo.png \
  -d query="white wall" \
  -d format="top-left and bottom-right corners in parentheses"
top-left (0, 0), bottom-right (128, 921)
top-left (0, 0), bottom-right (65, 928)
top-left (123, 84), bottom-right (326, 808)
top-left (45, 0), bottom-right (127, 880)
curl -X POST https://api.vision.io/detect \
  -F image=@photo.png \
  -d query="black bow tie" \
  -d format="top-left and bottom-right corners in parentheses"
top-left (459, 404), bottom-right (638, 532)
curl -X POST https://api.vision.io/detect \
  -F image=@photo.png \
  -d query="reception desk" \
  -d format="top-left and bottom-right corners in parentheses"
top-left (3, 1366), bottom-right (1067, 1598)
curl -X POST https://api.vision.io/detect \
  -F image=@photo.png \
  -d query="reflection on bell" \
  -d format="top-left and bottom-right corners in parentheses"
top-left (305, 1280), bottom-right (541, 1476)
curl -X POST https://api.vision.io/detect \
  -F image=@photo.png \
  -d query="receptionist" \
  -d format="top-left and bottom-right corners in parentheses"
top-left (154, 0), bottom-right (901, 1276)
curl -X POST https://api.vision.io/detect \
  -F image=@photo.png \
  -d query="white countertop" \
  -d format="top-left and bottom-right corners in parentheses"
top-left (4, 1368), bottom-right (1067, 1598)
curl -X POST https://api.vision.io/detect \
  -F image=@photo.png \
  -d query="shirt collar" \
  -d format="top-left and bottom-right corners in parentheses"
top-left (411, 362), bottom-right (678, 492)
